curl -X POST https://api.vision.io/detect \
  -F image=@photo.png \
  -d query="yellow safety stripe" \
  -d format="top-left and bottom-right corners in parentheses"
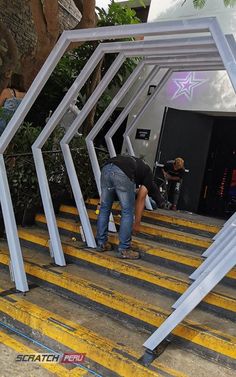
top-left (24, 221), bottom-right (236, 313)
top-left (0, 330), bottom-right (86, 376)
top-left (89, 210), bottom-right (212, 249)
top-left (0, 285), bottom-right (158, 377)
top-left (84, 199), bottom-right (221, 233)
top-left (131, 239), bottom-right (236, 280)
top-left (1, 245), bottom-right (236, 361)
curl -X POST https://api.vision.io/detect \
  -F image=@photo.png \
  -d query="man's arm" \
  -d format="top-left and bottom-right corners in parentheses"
top-left (133, 185), bottom-right (148, 233)
top-left (166, 174), bottom-right (180, 181)
top-left (0, 89), bottom-right (8, 107)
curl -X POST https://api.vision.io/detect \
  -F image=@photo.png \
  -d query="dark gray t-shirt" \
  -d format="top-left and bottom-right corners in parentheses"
top-left (104, 155), bottom-right (164, 205)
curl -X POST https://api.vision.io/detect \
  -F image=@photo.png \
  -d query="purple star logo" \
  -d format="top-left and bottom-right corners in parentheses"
top-left (171, 72), bottom-right (208, 101)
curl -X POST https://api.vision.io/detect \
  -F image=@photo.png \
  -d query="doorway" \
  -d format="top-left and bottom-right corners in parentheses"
top-left (155, 107), bottom-right (236, 218)
top-left (198, 117), bottom-right (236, 218)
top-left (155, 107), bottom-right (213, 213)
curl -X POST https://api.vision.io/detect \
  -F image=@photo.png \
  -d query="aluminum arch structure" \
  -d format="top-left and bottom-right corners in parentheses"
top-left (59, 40), bottom-right (212, 242)
top-left (33, 18), bottom-right (236, 355)
top-left (0, 18), bottom-right (233, 295)
top-left (60, 36), bottom-right (223, 245)
top-left (34, 35), bottom-right (221, 253)
top-left (141, 61), bottom-right (236, 354)
top-left (102, 57), bottom-right (222, 172)
top-left (85, 34), bottom-right (224, 200)
top-left (105, 55), bottom-right (223, 159)
top-left (29, 18), bottom-right (236, 264)
top-left (104, 57), bottom-right (223, 211)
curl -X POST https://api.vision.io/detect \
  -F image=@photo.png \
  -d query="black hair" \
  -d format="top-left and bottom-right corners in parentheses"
top-left (10, 73), bottom-right (25, 92)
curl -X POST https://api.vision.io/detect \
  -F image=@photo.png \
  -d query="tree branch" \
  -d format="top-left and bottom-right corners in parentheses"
top-left (29, 0), bottom-right (48, 43)
top-left (68, 0), bottom-right (97, 50)
top-left (84, 57), bottom-right (104, 134)
top-left (0, 21), bottom-right (18, 92)
top-left (44, 0), bottom-right (60, 42)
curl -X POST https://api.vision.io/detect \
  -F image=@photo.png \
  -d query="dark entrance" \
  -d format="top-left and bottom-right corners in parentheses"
top-left (155, 107), bottom-right (236, 218)
top-left (199, 117), bottom-right (236, 218)
top-left (155, 107), bottom-right (213, 213)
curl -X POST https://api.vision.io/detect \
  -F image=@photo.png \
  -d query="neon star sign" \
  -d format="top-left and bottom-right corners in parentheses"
top-left (171, 72), bottom-right (208, 101)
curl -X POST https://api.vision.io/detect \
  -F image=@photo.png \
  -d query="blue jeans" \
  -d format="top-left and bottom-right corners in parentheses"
top-left (0, 108), bottom-right (14, 136)
top-left (96, 163), bottom-right (135, 251)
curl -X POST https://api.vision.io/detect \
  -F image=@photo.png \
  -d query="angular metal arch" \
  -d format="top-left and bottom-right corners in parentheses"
top-left (0, 20), bottom-right (234, 347)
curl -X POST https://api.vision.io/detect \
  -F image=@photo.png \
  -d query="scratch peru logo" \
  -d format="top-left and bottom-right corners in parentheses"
top-left (15, 353), bottom-right (86, 363)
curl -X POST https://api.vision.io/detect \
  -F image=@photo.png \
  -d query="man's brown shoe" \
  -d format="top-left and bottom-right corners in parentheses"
top-left (97, 242), bottom-right (113, 252)
top-left (117, 249), bottom-right (140, 260)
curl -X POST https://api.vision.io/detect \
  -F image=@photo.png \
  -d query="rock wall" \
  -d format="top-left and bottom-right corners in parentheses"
top-left (0, 0), bottom-right (81, 56)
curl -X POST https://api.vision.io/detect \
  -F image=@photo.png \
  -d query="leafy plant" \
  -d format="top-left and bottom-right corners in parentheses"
top-left (5, 123), bottom-right (106, 225)
top-left (185, 0), bottom-right (236, 8)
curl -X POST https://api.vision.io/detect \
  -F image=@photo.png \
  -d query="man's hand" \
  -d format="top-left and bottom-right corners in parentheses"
top-left (132, 222), bottom-right (141, 235)
top-left (163, 171), bottom-right (170, 180)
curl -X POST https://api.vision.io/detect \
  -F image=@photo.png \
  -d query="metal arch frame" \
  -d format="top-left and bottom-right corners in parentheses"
top-left (34, 37), bottom-right (189, 251)
top-left (34, 35), bottom-right (220, 253)
top-left (60, 38), bottom-right (223, 247)
top-left (85, 35), bottom-right (220, 172)
top-left (107, 56), bottom-right (223, 158)
top-left (0, 34), bottom-right (70, 292)
top-left (143, 245), bottom-right (236, 352)
top-left (142, 29), bottom-right (236, 351)
top-left (86, 50), bottom-right (224, 214)
top-left (0, 18), bottom-right (233, 313)
top-left (102, 59), bottom-right (223, 210)
top-left (32, 19), bottom-right (236, 354)
top-left (86, 61), bottom-right (161, 213)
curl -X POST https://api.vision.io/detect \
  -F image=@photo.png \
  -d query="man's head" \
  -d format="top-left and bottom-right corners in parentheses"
top-left (174, 157), bottom-right (184, 170)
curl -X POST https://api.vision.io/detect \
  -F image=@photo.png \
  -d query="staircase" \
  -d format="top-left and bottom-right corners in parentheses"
top-left (0, 200), bottom-right (235, 377)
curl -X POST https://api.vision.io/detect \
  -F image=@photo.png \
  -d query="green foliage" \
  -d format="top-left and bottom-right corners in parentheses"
top-left (192, 0), bottom-right (236, 8)
top-left (223, 0), bottom-right (236, 6)
top-left (6, 123), bottom-right (106, 224)
top-left (127, 0), bottom-right (147, 8)
top-left (96, 1), bottom-right (140, 26)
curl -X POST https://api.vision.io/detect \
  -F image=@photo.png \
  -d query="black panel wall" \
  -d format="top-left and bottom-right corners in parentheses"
top-left (156, 107), bottom-right (213, 212)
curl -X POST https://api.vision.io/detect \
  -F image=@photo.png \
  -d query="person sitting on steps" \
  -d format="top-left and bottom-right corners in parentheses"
top-left (162, 157), bottom-right (185, 211)
top-left (0, 73), bottom-right (26, 136)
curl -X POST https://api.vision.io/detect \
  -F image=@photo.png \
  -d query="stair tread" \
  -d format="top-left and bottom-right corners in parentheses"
top-left (33, 215), bottom-right (236, 283)
top-left (1, 243), bottom-right (236, 348)
top-left (18, 223), bottom-right (236, 303)
top-left (0, 269), bottom-right (164, 377)
top-left (84, 200), bottom-right (224, 229)
top-left (61, 203), bottom-right (221, 241)
top-left (2, 204), bottom-right (234, 376)
top-left (1, 267), bottom-right (234, 377)
top-left (86, 210), bottom-right (213, 242)
top-left (43, 211), bottom-right (213, 246)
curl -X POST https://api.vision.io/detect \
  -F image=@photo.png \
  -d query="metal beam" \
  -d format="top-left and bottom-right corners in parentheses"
top-left (143, 244), bottom-right (236, 351)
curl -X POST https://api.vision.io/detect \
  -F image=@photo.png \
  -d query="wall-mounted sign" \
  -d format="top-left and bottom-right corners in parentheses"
top-left (148, 85), bottom-right (157, 96)
top-left (135, 128), bottom-right (151, 140)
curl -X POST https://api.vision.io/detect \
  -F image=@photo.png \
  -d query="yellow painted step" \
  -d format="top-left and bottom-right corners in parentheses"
top-left (6, 235), bottom-right (236, 363)
top-left (39, 210), bottom-right (236, 282)
top-left (130, 237), bottom-right (236, 282)
top-left (0, 285), bottom-right (168, 377)
top-left (0, 329), bottom-right (86, 376)
top-left (85, 199), bottom-right (221, 234)
top-left (29, 217), bottom-right (236, 315)
top-left (59, 206), bottom-right (212, 249)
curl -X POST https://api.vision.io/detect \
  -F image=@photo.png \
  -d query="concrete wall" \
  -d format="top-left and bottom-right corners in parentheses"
top-left (125, 0), bottom-right (236, 167)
